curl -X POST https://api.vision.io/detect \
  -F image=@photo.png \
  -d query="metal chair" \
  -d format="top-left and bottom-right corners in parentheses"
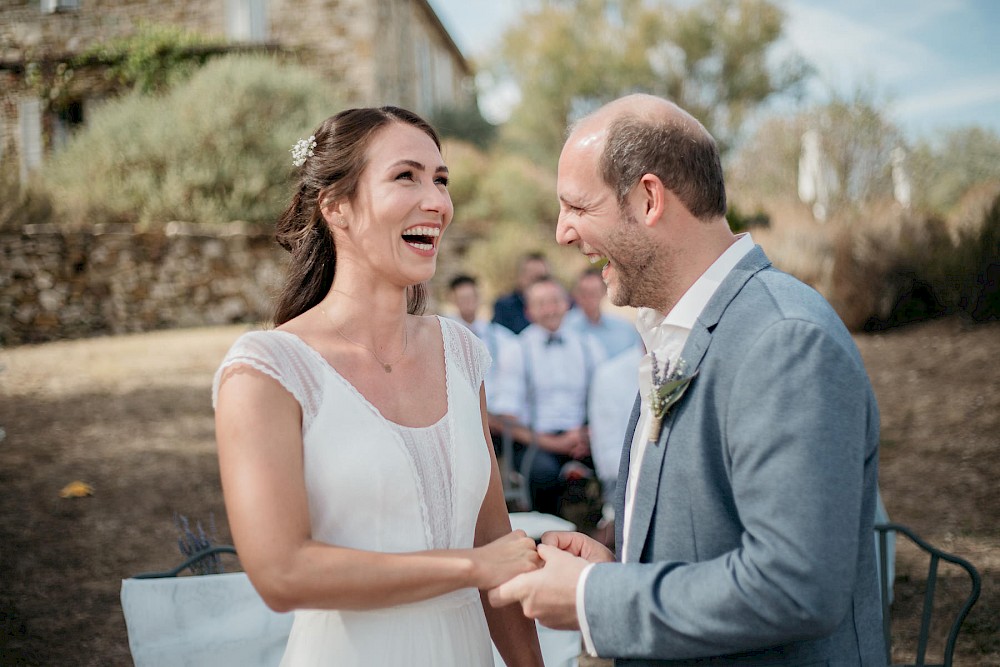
top-left (496, 414), bottom-right (534, 511)
top-left (124, 543), bottom-right (582, 667)
top-left (874, 522), bottom-right (981, 667)
top-left (131, 544), bottom-right (237, 579)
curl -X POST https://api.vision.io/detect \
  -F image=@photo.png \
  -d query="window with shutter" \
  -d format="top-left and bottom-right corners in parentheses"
top-left (40, 0), bottom-right (80, 14)
top-left (226, 0), bottom-right (268, 42)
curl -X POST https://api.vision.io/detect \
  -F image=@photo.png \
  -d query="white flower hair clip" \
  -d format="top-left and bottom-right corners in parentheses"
top-left (290, 135), bottom-right (317, 167)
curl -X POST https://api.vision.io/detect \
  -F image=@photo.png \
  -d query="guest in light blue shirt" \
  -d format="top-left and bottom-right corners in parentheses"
top-left (497, 277), bottom-right (605, 517)
top-left (564, 268), bottom-right (641, 358)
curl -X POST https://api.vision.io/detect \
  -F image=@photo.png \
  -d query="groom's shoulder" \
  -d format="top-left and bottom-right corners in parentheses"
top-left (742, 265), bottom-right (841, 327)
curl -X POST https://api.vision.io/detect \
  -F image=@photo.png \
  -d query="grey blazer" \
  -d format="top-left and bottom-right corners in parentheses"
top-left (584, 247), bottom-right (885, 666)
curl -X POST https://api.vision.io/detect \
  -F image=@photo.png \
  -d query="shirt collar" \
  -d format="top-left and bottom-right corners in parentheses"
top-left (522, 322), bottom-right (563, 341)
top-left (636, 233), bottom-right (755, 350)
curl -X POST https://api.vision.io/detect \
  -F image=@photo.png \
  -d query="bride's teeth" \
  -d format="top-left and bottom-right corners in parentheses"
top-left (404, 226), bottom-right (440, 237)
top-left (407, 242), bottom-right (433, 250)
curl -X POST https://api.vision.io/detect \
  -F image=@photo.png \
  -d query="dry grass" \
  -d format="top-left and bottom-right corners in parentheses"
top-left (0, 318), bottom-right (997, 665)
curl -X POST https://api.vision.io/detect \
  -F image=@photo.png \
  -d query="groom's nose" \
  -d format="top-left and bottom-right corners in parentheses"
top-left (555, 213), bottom-right (578, 246)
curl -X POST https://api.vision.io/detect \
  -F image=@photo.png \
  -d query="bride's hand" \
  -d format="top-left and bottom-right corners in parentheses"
top-left (470, 529), bottom-right (542, 590)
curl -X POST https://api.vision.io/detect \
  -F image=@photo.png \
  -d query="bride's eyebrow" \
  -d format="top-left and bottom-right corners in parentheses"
top-left (388, 159), bottom-right (448, 174)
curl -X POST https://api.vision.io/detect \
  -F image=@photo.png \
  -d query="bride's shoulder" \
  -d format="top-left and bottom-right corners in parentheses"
top-left (428, 314), bottom-right (476, 345)
top-left (223, 327), bottom-right (298, 358)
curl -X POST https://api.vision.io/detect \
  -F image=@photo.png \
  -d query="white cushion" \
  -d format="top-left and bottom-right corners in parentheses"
top-left (121, 572), bottom-right (293, 667)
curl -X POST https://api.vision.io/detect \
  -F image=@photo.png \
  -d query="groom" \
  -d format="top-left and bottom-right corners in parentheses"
top-left (489, 94), bottom-right (885, 665)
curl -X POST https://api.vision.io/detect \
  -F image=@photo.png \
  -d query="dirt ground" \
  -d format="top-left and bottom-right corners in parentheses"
top-left (0, 316), bottom-right (997, 665)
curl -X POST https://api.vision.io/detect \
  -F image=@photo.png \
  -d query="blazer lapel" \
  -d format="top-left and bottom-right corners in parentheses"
top-left (614, 393), bottom-right (642, 555)
top-left (624, 246), bottom-right (773, 563)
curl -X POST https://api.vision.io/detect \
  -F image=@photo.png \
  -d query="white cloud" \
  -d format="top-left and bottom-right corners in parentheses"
top-left (780, 2), bottom-right (944, 90)
top-left (881, 0), bottom-right (968, 35)
top-left (896, 77), bottom-right (1000, 117)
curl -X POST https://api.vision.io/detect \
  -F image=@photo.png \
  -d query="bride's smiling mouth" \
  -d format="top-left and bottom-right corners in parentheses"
top-left (401, 225), bottom-right (441, 254)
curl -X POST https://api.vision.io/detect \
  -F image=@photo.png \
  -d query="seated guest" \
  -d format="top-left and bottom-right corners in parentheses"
top-left (496, 277), bottom-right (605, 516)
top-left (491, 252), bottom-right (550, 334)
top-left (564, 267), bottom-right (641, 358)
top-left (447, 274), bottom-right (522, 441)
top-left (588, 342), bottom-right (644, 507)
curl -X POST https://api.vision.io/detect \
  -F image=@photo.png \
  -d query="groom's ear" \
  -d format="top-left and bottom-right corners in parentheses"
top-left (637, 173), bottom-right (667, 228)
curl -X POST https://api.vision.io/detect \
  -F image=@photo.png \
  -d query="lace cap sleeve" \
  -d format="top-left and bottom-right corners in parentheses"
top-left (212, 330), bottom-right (322, 430)
top-left (439, 316), bottom-right (492, 394)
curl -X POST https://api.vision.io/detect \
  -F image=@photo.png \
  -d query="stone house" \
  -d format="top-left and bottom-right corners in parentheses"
top-left (0, 0), bottom-right (474, 183)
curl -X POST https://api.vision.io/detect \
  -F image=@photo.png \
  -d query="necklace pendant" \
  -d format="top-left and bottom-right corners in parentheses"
top-left (383, 363), bottom-right (392, 373)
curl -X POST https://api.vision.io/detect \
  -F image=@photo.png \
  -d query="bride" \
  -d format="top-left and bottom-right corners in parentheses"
top-left (213, 106), bottom-right (544, 666)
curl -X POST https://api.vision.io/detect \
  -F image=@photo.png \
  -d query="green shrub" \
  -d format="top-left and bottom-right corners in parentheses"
top-left (750, 193), bottom-right (999, 331)
top-left (78, 22), bottom-right (223, 94)
top-left (440, 139), bottom-right (559, 236)
top-left (475, 151), bottom-right (559, 228)
top-left (441, 139), bottom-right (491, 235)
top-left (0, 164), bottom-right (53, 231)
top-left (44, 55), bottom-right (343, 228)
top-left (454, 219), bottom-right (585, 302)
top-left (955, 193), bottom-right (1000, 322)
top-left (431, 105), bottom-right (497, 150)
top-left (856, 193), bottom-right (1000, 330)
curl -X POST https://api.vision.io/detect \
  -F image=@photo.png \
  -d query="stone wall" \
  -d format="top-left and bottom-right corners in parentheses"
top-left (0, 223), bottom-right (287, 346)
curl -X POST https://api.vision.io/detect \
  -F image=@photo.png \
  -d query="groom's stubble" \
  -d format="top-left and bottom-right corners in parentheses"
top-left (606, 206), bottom-right (678, 313)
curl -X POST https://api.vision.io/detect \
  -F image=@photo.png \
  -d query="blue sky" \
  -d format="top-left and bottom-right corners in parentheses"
top-left (428, 0), bottom-right (1000, 142)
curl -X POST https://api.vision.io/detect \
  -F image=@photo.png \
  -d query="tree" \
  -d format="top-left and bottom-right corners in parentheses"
top-left (815, 91), bottom-right (903, 214)
top-left (907, 126), bottom-right (1000, 215)
top-left (430, 104), bottom-right (497, 149)
top-left (490, 0), bottom-right (809, 164)
top-left (728, 89), bottom-right (904, 220)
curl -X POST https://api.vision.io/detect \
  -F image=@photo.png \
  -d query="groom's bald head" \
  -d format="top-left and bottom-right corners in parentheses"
top-left (567, 94), bottom-right (727, 222)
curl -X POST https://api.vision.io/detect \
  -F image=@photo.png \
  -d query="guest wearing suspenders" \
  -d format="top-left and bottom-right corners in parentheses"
top-left (499, 277), bottom-right (606, 517)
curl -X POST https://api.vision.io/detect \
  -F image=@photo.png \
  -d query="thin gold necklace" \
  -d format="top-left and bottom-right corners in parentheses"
top-left (322, 308), bottom-right (408, 373)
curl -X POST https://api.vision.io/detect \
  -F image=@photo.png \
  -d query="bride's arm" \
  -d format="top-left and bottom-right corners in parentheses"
top-left (215, 366), bottom-right (541, 612)
top-left (475, 388), bottom-right (546, 667)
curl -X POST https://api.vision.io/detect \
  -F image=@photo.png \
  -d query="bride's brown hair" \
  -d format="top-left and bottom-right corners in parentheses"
top-left (273, 106), bottom-right (440, 325)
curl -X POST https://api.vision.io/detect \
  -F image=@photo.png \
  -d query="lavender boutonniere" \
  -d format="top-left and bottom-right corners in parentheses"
top-left (646, 353), bottom-right (698, 444)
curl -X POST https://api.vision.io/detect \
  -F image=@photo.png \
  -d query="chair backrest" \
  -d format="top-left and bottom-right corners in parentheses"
top-left (121, 547), bottom-right (293, 667)
top-left (874, 522), bottom-right (981, 667)
top-left (496, 414), bottom-right (532, 511)
top-left (123, 543), bottom-right (582, 667)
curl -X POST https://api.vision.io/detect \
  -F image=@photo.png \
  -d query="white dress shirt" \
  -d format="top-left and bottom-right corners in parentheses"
top-left (587, 344), bottom-right (644, 494)
top-left (451, 316), bottom-right (522, 413)
top-left (511, 323), bottom-right (606, 432)
top-left (576, 233), bottom-right (755, 656)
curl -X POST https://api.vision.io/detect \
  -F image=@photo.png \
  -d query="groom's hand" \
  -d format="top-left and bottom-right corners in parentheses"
top-left (541, 531), bottom-right (614, 563)
top-left (487, 543), bottom-right (589, 631)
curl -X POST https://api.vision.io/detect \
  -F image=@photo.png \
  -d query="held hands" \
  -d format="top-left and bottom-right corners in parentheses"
top-left (471, 529), bottom-right (543, 590)
top-left (488, 531), bottom-right (614, 630)
top-left (539, 428), bottom-right (590, 459)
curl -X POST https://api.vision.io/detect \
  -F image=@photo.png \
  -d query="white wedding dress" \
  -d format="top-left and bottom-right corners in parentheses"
top-left (213, 316), bottom-right (495, 666)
